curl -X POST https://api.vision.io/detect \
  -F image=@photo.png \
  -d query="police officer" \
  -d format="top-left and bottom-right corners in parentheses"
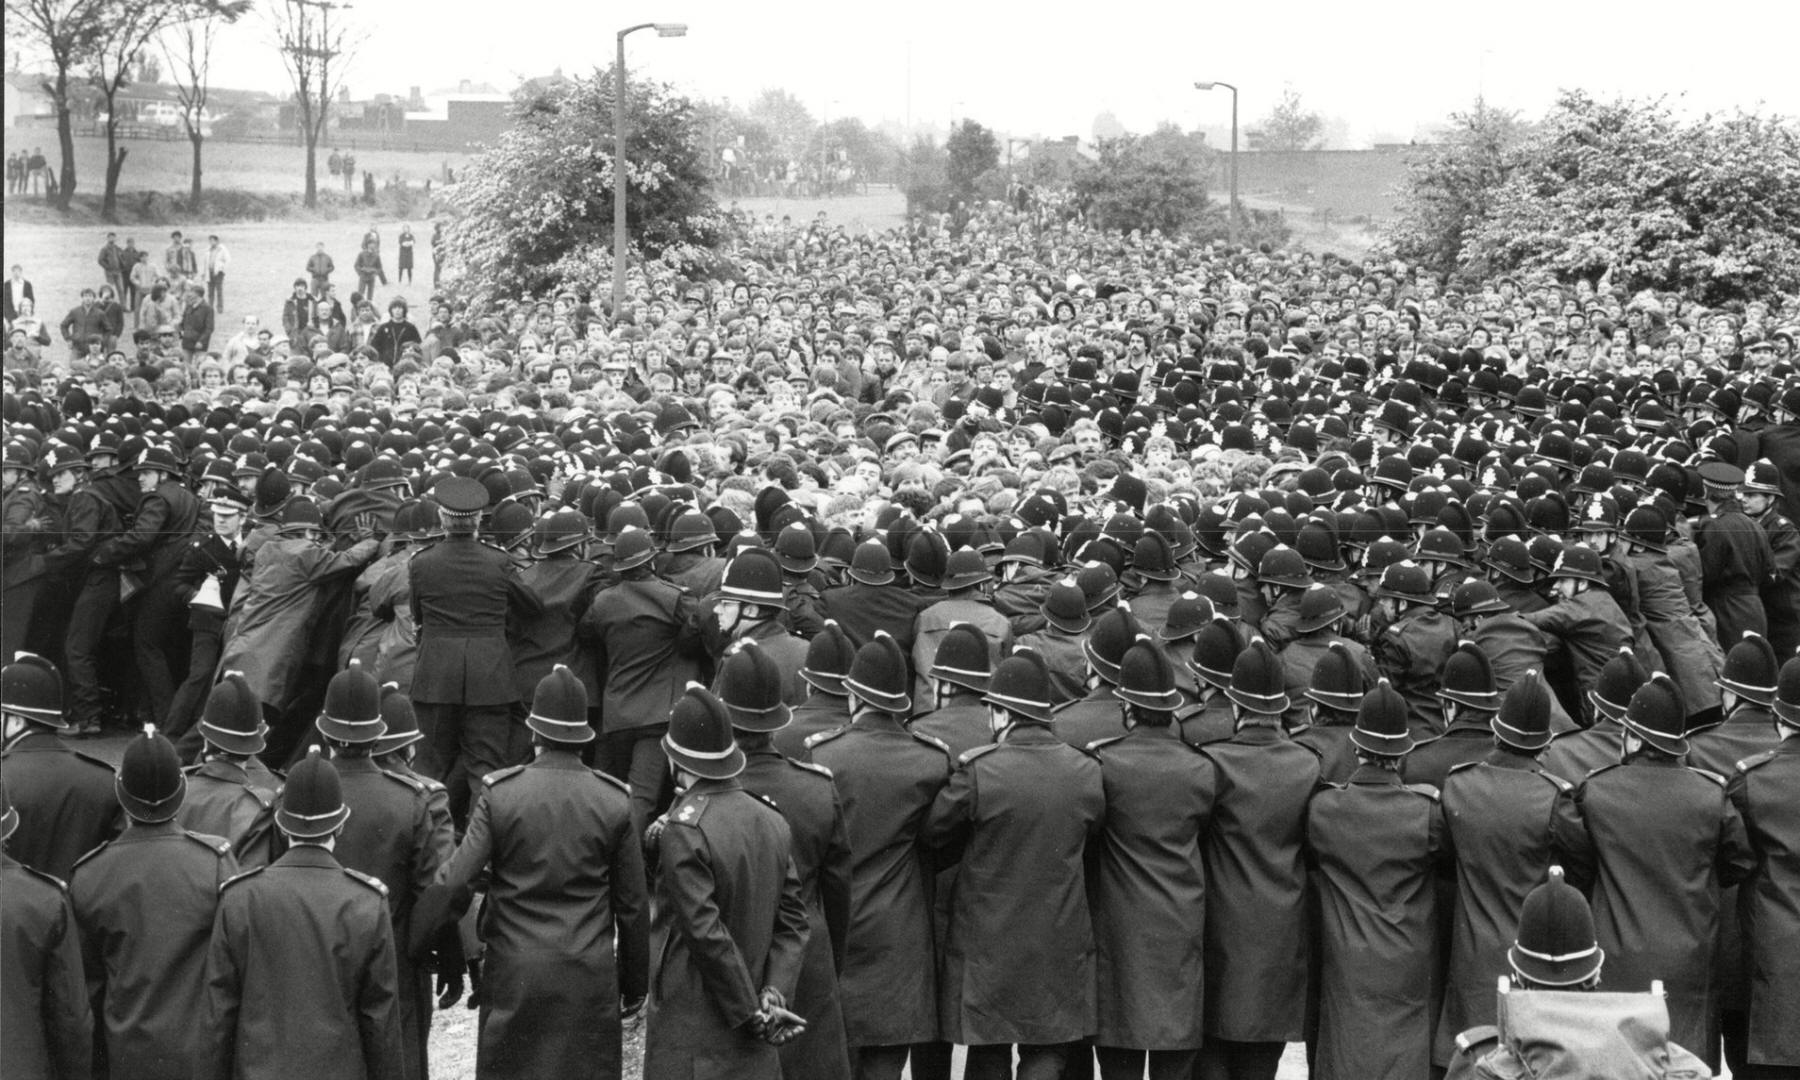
top-left (722, 641), bottom-right (853, 1079)
top-left (912, 547), bottom-right (1012, 708)
top-left (1551, 672), bottom-right (1756, 1070)
top-left (1406, 640), bottom-right (1502, 787)
top-left (579, 523), bottom-right (701, 838)
top-left (774, 620), bottom-right (856, 758)
top-left (909, 622), bottom-right (996, 757)
top-left (1085, 640), bottom-right (1216, 1080)
top-left (70, 725), bottom-right (237, 1080)
top-left (317, 661), bottom-right (451, 1080)
top-left (1372, 560), bottom-right (1457, 737)
top-left (1276, 583), bottom-right (1378, 731)
top-left (1432, 670), bottom-right (1573, 1071)
top-left (1052, 605), bottom-right (1140, 748)
top-left (0, 651), bottom-right (120, 879)
top-left (1016, 578), bottom-right (1095, 705)
top-left (807, 633), bottom-right (955, 1080)
top-left (1446, 866), bottom-right (1712, 1080)
top-left (54, 439), bottom-right (136, 736)
top-left (0, 774), bottom-right (93, 1080)
top-left (1541, 646), bottom-right (1643, 782)
top-left (1179, 618), bottom-right (1244, 748)
top-left (1, 440), bottom-right (48, 664)
top-left (1728, 652), bottom-right (1800, 1079)
top-left (1522, 544), bottom-right (1633, 726)
top-left (178, 671), bottom-right (281, 867)
top-left (201, 748), bottom-right (402, 1080)
top-left (98, 444), bottom-right (200, 727)
top-left (713, 547), bottom-right (810, 701)
top-left (1197, 638), bottom-right (1320, 1080)
top-left (409, 474), bottom-right (543, 825)
top-left (1291, 640), bottom-right (1370, 783)
top-left (925, 649), bottom-right (1104, 1080)
top-left (644, 686), bottom-right (810, 1080)
top-left (1697, 461), bottom-right (1773, 650)
top-left (819, 538), bottom-right (925, 654)
top-left (431, 665), bottom-right (649, 1080)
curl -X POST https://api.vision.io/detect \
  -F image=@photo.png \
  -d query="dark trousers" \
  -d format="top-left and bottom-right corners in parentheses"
top-left (854, 1042), bottom-right (950, 1080)
top-left (599, 724), bottom-right (672, 842)
top-left (207, 272), bottom-right (225, 312)
top-left (1095, 1046), bottom-right (1198, 1080)
top-left (965, 1043), bottom-right (1070, 1080)
top-left (1196, 1039), bottom-right (1285, 1080)
top-left (416, 701), bottom-right (517, 826)
top-left (166, 625), bottom-right (221, 744)
top-left (132, 578), bottom-right (188, 726)
top-left (64, 571), bottom-right (120, 729)
top-left (2, 580), bottom-right (39, 669)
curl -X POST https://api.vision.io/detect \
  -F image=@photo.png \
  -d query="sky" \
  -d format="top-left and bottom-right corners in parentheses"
top-left (27, 0), bottom-right (1800, 147)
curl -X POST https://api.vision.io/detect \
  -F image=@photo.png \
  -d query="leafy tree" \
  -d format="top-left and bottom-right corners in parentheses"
top-left (7, 0), bottom-right (107, 211)
top-left (1073, 124), bottom-right (1212, 236)
top-left (269, 0), bottom-right (362, 207)
top-left (160, 0), bottom-right (252, 210)
top-left (1389, 90), bottom-right (1800, 304)
top-left (1247, 87), bottom-right (1323, 152)
top-left (899, 136), bottom-right (949, 218)
top-left (1092, 111), bottom-right (1125, 141)
top-left (946, 119), bottom-right (999, 199)
top-left (1384, 99), bottom-right (1526, 276)
top-left (441, 67), bottom-right (724, 302)
top-left (748, 87), bottom-right (815, 163)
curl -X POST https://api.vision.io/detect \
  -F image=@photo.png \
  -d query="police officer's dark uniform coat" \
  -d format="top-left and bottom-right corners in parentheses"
top-left (1432, 749), bottom-right (1573, 1066)
top-left (806, 715), bottom-right (953, 1048)
top-left (773, 690), bottom-right (849, 759)
top-left (1307, 764), bottom-right (1445, 1080)
top-left (907, 698), bottom-right (991, 759)
top-left (579, 573), bottom-right (700, 730)
top-left (409, 535), bottom-right (542, 707)
top-left (433, 753), bottom-right (649, 1080)
top-left (818, 580), bottom-right (923, 656)
top-left (1051, 683), bottom-right (1129, 749)
top-left (1728, 739), bottom-right (1800, 1069)
top-left (739, 746), bottom-right (853, 1078)
top-left (1, 729), bottom-right (122, 879)
top-left (923, 724), bottom-right (1105, 1046)
top-left (1469, 614), bottom-right (1580, 731)
top-left (643, 779), bottom-right (809, 1080)
top-left (0, 850), bottom-right (92, 1080)
top-left (1403, 720), bottom-right (1494, 789)
top-left (69, 821), bottom-right (237, 1080)
top-left (1376, 607), bottom-right (1456, 736)
top-left (1087, 723), bottom-right (1216, 1050)
top-left (1198, 724), bottom-right (1321, 1043)
top-left (511, 557), bottom-right (602, 705)
top-left (1698, 498), bottom-right (1774, 648)
top-left (1540, 718), bottom-right (1625, 785)
top-left (1552, 758), bottom-right (1756, 1063)
top-left (201, 844), bottom-right (403, 1080)
top-left (179, 756), bottom-right (281, 869)
top-left (1522, 590), bottom-right (1632, 721)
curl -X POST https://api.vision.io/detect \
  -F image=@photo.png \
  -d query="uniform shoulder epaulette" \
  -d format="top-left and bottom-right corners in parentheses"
top-left (1050, 697), bottom-right (1081, 714)
top-left (20, 863), bottom-right (69, 891)
top-left (1445, 759), bottom-right (1482, 777)
top-left (1685, 765), bottom-right (1727, 787)
top-left (908, 729), bottom-right (953, 757)
top-left (786, 757), bottom-right (834, 780)
top-left (1404, 782), bottom-right (1442, 801)
top-left (958, 742), bottom-right (1001, 765)
top-left (71, 840), bottom-right (113, 873)
top-left (220, 865), bottom-right (266, 891)
top-left (804, 725), bottom-right (850, 750)
top-left (1085, 733), bottom-right (1128, 753)
top-left (588, 769), bottom-right (631, 796)
top-left (1537, 768), bottom-right (1574, 792)
top-left (481, 764), bottom-right (528, 787)
top-left (184, 830), bottom-right (234, 856)
top-left (1412, 732), bottom-right (1445, 749)
top-left (71, 747), bottom-right (117, 772)
top-left (750, 790), bottom-right (782, 814)
top-left (379, 767), bottom-right (428, 794)
top-left (343, 866), bottom-right (389, 896)
top-left (1455, 1025), bottom-right (1500, 1054)
top-left (1582, 762), bottom-right (1622, 783)
top-left (1735, 748), bottom-right (1781, 774)
top-left (669, 793), bottom-right (709, 826)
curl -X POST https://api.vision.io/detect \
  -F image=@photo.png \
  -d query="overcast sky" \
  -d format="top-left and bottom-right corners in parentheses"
top-left (145, 0), bottom-right (1800, 146)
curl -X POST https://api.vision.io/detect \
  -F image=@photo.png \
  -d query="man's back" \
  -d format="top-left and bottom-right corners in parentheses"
top-left (819, 581), bottom-right (921, 653)
top-left (201, 845), bottom-right (401, 1080)
top-left (0, 852), bottom-right (92, 1080)
top-left (410, 536), bottom-right (539, 706)
top-left (1727, 741), bottom-right (1800, 1069)
top-left (1, 730), bottom-right (121, 879)
top-left (582, 575), bottom-right (698, 728)
top-left (179, 757), bottom-right (280, 869)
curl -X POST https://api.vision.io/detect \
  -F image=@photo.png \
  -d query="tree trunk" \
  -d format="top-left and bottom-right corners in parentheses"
top-left (189, 126), bottom-right (204, 209)
top-left (53, 71), bottom-right (76, 212)
top-left (101, 112), bottom-right (124, 222)
top-left (304, 135), bottom-right (317, 207)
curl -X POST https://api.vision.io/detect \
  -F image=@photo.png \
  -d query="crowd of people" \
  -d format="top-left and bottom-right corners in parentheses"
top-left (3, 196), bottom-right (1799, 1080)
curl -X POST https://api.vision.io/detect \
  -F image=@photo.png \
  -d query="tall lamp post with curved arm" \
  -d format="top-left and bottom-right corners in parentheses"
top-left (1195, 80), bottom-right (1239, 247)
top-left (613, 22), bottom-right (688, 318)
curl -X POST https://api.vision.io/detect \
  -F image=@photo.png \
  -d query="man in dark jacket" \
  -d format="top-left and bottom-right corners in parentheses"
top-left (96, 445), bottom-right (199, 727)
top-left (431, 666), bottom-right (649, 1080)
top-left (722, 642), bottom-right (853, 1079)
top-left (1696, 462), bottom-right (1774, 650)
top-left (166, 489), bottom-right (249, 744)
top-left (579, 525), bottom-right (699, 837)
top-left (819, 539), bottom-right (923, 656)
top-left (0, 652), bottom-right (121, 880)
top-left (1551, 672), bottom-right (1756, 1071)
top-left (644, 686), bottom-right (810, 1080)
top-left (369, 298), bottom-right (422, 367)
top-left (59, 287), bottom-right (108, 362)
top-left (773, 621), bottom-right (855, 758)
top-left (410, 476), bottom-right (542, 826)
top-left (0, 776), bottom-right (93, 1080)
top-left (50, 447), bottom-right (136, 736)
top-left (178, 672), bottom-right (281, 867)
top-left (807, 633), bottom-right (955, 1080)
top-left (1086, 641), bottom-right (1215, 1080)
top-left (925, 650), bottom-right (1104, 1080)
top-left (201, 749), bottom-right (402, 1080)
top-left (178, 283), bottom-right (215, 358)
top-left (70, 727), bottom-right (237, 1080)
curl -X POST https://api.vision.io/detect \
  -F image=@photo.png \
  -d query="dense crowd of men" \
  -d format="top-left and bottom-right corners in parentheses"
top-left (3, 197), bottom-right (1799, 1080)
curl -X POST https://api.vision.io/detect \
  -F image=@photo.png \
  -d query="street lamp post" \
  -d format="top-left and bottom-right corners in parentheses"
top-left (1194, 80), bottom-right (1238, 247)
top-left (613, 21), bottom-right (687, 319)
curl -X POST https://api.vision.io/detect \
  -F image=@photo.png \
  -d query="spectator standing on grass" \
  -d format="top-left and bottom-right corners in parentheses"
top-left (431, 220), bottom-right (445, 287)
top-left (306, 241), bottom-right (335, 292)
top-left (59, 288), bottom-right (108, 364)
top-left (282, 279), bottom-right (313, 338)
top-left (343, 151), bottom-right (357, 192)
top-left (120, 237), bottom-right (144, 309)
top-left (98, 232), bottom-right (125, 298)
top-left (27, 148), bottom-right (47, 194)
top-left (4, 263), bottom-right (34, 325)
top-left (397, 224), bottom-right (415, 284)
top-left (95, 285), bottom-right (126, 352)
top-left (354, 240), bottom-right (385, 305)
top-left (205, 234), bottom-right (230, 314)
top-left (363, 170), bottom-right (377, 205)
top-left (138, 282), bottom-right (179, 339)
top-left (129, 252), bottom-right (158, 322)
top-left (180, 284), bottom-right (215, 359)
top-left (370, 298), bottom-right (421, 367)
